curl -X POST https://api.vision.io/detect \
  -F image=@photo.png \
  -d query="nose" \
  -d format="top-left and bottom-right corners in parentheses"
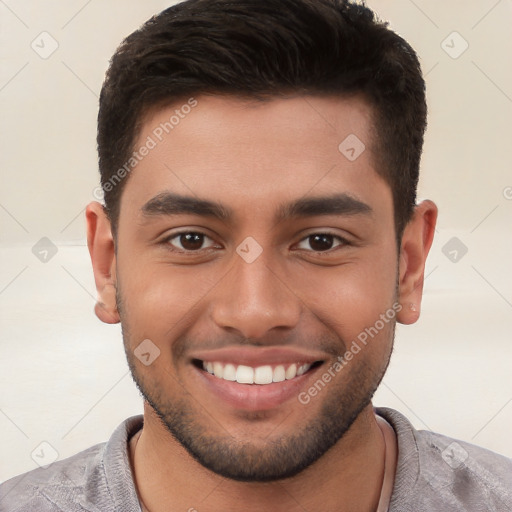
top-left (210, 254), bottom-right (302, 339)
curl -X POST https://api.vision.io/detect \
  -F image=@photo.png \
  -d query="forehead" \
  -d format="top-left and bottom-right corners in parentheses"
top-left (120, 95), bottom-right (391, 222)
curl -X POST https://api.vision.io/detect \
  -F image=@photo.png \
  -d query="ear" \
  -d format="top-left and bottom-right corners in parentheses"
top-left (396, 200), bottom-right (438, 325)
top-left (86, 201), bottom-right (120, 324)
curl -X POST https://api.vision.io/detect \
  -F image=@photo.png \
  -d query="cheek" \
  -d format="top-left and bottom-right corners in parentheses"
top-left (118, 263), bottom-right (221, 343)
top-left (291, 255), bottom-right (398, 340)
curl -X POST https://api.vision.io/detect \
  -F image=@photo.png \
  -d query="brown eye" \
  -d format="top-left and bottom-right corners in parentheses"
top-left (167, 232), bottom-right (215, 251)
top-left (296, 233), bottom-right (346, 252)
top-left (309, 234), bottom-right (334, 251)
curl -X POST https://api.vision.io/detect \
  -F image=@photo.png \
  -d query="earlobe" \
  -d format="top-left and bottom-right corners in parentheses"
top-left (396, 200), bottom-right (437, 325)
top-left (86, 201), bottom-right (120, 324)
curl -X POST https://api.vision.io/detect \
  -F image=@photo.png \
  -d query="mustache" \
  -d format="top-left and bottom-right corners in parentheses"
top-left (172, 331), bottom-right (346, 360)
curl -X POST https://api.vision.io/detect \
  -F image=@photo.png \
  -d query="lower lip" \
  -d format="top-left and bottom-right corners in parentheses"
top-left (193, 364), bottom-right (323, 411)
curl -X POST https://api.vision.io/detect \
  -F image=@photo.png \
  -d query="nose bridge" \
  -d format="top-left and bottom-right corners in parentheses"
top-left (210, 251), bottom-right (301, 338)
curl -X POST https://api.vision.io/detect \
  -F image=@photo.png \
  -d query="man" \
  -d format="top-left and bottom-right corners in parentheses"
top-left (1, 0), bottom-right (511, 510)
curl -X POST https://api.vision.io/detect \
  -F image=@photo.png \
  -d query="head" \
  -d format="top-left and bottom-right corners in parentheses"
top-left (88, 0), bottom-right (437, 482)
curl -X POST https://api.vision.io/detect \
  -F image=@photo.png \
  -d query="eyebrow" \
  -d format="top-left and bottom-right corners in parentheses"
top-left (276, 194), bottom-right (372, 221)
top-left (140, 192), bottom-right (372, 222)
top-left (141, 192), bottom-right (231, 220)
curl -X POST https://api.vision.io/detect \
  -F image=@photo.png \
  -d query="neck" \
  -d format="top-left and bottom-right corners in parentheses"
top-left (130, 403), bottom-right (387, 512)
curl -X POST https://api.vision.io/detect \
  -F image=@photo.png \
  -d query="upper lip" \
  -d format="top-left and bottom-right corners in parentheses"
top-left (189, 346), bottom-right (327, 366)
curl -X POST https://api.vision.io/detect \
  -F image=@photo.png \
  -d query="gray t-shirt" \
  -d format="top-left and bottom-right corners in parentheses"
top-left (1, 407), bottom-right (511, 511)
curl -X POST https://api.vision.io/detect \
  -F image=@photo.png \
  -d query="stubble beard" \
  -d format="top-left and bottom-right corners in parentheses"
top-left (117, 284), bottom-right (395, 482)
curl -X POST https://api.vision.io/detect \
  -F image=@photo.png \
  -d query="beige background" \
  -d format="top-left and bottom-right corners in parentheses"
top-left (1, 0), bottom-right (511, 482)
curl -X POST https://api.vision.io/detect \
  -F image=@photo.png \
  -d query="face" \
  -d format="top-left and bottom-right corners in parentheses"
top-left (96, 95), bottom-right (406, 481)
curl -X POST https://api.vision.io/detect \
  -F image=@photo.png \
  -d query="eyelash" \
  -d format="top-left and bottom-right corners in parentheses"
top-left (162, 231), bottom-right (219, 252)
top-left (161, 230), bottom-right (350, 253)
top-left (295, 232), bottom-right (349, 252)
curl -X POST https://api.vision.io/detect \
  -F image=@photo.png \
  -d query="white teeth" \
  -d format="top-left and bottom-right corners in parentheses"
top-left (223, 363), bottom-right (237, 381)
top-left (213, 362), bottom-right (224, 378)
top-left (254, 365), bottom-right (273, 385)
top-left (201, 361), bottom-right (314, 385)
top-left (236, 365), bottom-right (254, 384)
top-left (285, 363), bottom-right (297, 380)
top-left (273, 365), bottom-right (286, 383)
top-left (297, 364), bottom-right (310, 376)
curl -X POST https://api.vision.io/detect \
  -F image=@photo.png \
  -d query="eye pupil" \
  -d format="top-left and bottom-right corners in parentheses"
top-left (180, 233), bottom-right (204, 250)
top-left (309, 234), bottom-right (333, 251)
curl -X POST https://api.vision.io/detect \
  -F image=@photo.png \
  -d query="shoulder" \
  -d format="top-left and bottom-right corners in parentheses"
top-left (0, 415), bottom-right (143, 512)
top-left (0, 443), bottom-right (105, 511)
top-left (377, 407), bottom-right (512, 512)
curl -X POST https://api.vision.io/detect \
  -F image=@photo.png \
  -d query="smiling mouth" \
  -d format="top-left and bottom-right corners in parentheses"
top-left (194, 360), bottom-right (323, 385)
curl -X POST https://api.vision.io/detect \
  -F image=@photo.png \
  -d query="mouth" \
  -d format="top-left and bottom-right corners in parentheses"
top-left (194, 359), bottom-right (323, 385)
top-left (189, 349), bottom-right (326, 412)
